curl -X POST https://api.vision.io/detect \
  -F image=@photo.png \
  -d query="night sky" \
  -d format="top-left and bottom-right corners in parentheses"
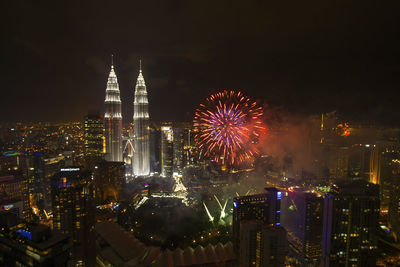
top-left (2, 1), bottom-right (400, 124)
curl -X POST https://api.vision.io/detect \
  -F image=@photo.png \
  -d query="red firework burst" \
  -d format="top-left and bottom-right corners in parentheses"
top-left (193, 90), bottom-right (265, 166)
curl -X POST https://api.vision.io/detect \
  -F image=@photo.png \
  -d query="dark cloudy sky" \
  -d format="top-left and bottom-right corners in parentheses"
top-left (2, 1), bottom-right (400, 124)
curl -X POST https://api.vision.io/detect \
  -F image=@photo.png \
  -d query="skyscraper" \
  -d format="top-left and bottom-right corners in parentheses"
top-left (281, 189), bottom-right (323, 266)
top-left (233, 188), bottom-right (282, 252)
top-left (321, 180), bottom-right (379, 266)
top-left (173, 123), bottom-right (185, 175)
top-left (84, 111), bottom-right (105, 169)
top-left (104, 56), bottom-right (122, 162)
top-left (51, 167), bottom-right (95, 266)
top-left (0, 212), bottom-right (71, 266)
top-left (133, 63), bottom-right (150, 176)
top-left (161, 124), bottom-right (173, 177)
top-left (239, 221), bottom-right (287, 267)
top-left (93, 160), bottom-right (125, 205)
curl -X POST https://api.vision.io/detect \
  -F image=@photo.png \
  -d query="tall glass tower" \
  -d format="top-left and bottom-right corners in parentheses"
top-left (104, 56), bottom-right (122, 162)
top-left (133, 62), bottom-right (150, 176)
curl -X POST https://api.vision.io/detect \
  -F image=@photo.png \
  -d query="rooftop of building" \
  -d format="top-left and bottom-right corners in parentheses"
top-left (329, 179), bottom-right (379, 197)
top-left (0, 212), bottom-right (70, 251)
top-left (95, 221), bottom-right (159, 265)
top-left (95, 221), bottom-right (237, 267)
top-left (233, 187), bottom-right (280, 202)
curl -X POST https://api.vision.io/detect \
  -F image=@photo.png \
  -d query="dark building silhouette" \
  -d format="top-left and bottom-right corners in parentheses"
top-left (93, 160), bottom-right (125, 205)
top-left (149, 123), bottom-right (161, 174)
top-left (51, 167), bottom-right (95, 266)
top-left (322, 181), bottom-right (379, 266)
top-left (281, 189), bottom-right (323, 266)
top-left (233, 188), bottom-right (282, 253)
top-left (0, 212), bottom-right (71, 266)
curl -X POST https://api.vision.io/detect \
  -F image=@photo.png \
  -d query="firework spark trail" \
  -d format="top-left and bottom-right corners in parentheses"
top-left (214, 195), bottom-right (223, 210)
top-left (203, 202), bottom-right (214, 222)
top-left (193, 90), bottom-right (265, 166)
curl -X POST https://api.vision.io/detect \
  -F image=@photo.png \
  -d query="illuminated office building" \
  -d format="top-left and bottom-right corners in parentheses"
top-left (281, 189), bottom-right (323, 265)
top-left (51, 167), bottom-right (95, 266)
top-left (84, 112), bottom-right (104, 158)
top-left (133, 63), bottom-right (150, 176)
top-left (104, 57), bottom-right (123, 162)
top-left (26, 152), bottom-right (49, 220)
top-left (161, 124), bottom-right (173, 177)
top-left (84, 112), bottom-right (104, 169)
top-left (370, 141), bottom-right (400, 212)
top-left (322, 181), bottom-right (379, 266)
top-left (173, 125), bottom-right (185, 175)
top-left (233, 188), bottom-right (281, 253)
top-left (386, 150), bottom-right (400, 240)
top-left (239, 221), bottom-right (286, 267)
top-left (0, 212), bottom-right (71, 266)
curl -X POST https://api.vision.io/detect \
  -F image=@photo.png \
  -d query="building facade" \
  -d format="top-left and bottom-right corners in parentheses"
top-left (51, 167), bottom-right (95, 266)
top-left (321, 181), bottom-right (379, 266)
top-left (233, 188), bottom-right (282, 252)
top-left (93, 160), bottom-right (125, 205)
top-left (133, 64), bottom-right (150, 176)
top-left (161, 124), bottom-right (174, 177)
top-left (104, 58), bottom-right (123, 162)
top-left (240, 221), bottom-right (286, 267)
top-left (281, 189), bottom-right (323, 265)
top-left (0, 212), bottom-right (71, 267)
top-left (84, 112), bottom-right (104, 157)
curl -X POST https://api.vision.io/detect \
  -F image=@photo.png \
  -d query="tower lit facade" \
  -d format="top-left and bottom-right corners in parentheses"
top-left (104, 57), bottom-right (122, 162)
top-left (84, 111), bottom-right (104, 169)
top-left (161, 124), bottom-right (173, 177)
top-left (132, 63), bottom-right (150, 176)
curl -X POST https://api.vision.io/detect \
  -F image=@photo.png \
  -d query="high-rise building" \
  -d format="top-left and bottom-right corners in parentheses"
top-left (0, 175), bottom-right (30, 220)
top-left (93, 160), bottom-right (125, 205)
top-left (84, 111), bottom-right (104, 169)
top-left (161, 124), bottom-right (174, 177)
top-left (51, 167), bottom-right (95, 266)
top-left (0, 212), bottom-right (71, 266)
top-left (385, 150), bottom-right (400, 240)
top-left (281, 189), bottom-right (323, 266)
top-left (233, 188), bottom-right (282, 252)
top-left (173, 124), bottom-right (185, 175)
top-left (370, 140), bottom-right (400, 212)
top-left (149, 122), bottom-right (161, 174)
top-left (104, 56), bottom-right (122, 162)
top-left (240, 221), bottom-right (286, 267)
top-left (26, 152), bottom-right (49, 220)
top-left (321, 180), bottom-right (379, 266)
top-left (133, 63), bottom-right (150, 176)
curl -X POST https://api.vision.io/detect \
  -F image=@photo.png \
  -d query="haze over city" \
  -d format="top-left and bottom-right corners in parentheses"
top-left (1, 1), bottom-right (400, 267)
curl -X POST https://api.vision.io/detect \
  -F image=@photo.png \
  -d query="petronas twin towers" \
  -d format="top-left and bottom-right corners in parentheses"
top-left (104, 57), bottom-right (150, 176)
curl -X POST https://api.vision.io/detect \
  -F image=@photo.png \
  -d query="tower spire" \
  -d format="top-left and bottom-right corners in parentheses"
top-left (111, 54), bottom-right (114, 68)
top-left (139, 59), bottom-right (142, 73)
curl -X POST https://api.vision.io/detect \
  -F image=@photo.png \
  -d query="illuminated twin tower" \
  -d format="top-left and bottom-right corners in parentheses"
top-left (104, 57), bottom-right (150, 176)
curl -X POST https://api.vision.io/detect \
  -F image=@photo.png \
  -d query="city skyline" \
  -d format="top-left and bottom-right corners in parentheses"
top-left (2, 2), bottom-right (400, 266)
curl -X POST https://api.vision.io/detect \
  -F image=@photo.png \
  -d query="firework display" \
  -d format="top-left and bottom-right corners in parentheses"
top-left (193, 90), bottom-right (264, 166)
